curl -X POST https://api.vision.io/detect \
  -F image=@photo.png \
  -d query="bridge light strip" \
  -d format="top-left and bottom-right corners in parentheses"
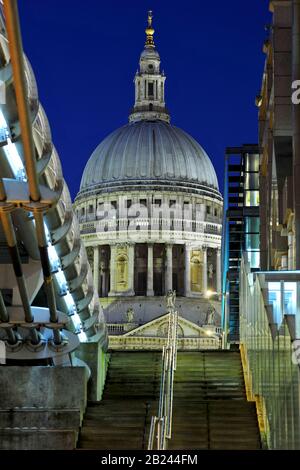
top-left (44, 223), bottom-right (87, 341)
top-left (3, 138), bottom-right (27, 181)
top-left (0, 110), bottom-right (88, 342)
top-left (0, 109), bottom-right (88, 342)
top-left (0, 110), bottom-right (26, 181)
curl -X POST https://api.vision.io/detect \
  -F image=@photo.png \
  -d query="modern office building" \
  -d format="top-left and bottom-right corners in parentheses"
top-left (221, 0), bottom-right (300, 449)
top-left (258, 0), bottom-right (298, 272)
top-left (222, 145), bottom-right (260, 344)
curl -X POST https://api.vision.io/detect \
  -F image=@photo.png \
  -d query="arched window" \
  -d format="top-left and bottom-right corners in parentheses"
top-left (116, 254), bottom-right (128, 289)
top-left (190, 253), bottom-right (202, 293)
top-left (148, 82), bottom-right (154, 98)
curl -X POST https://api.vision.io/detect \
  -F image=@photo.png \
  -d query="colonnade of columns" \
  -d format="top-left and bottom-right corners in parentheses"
top-left (92, 243), bottom-right (222, 298)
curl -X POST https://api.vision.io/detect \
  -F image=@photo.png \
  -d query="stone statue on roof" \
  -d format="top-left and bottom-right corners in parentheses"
top-left (125, 307), bottom-right (135, 323)
top-left (205, 305), bottom-right (216, 325)
top-left (166, 289), bottom-right (176, 311)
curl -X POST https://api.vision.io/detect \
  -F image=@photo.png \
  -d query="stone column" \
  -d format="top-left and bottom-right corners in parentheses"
top-left (184, 245), bottom-right (191, 297)
top-left (93, 245), bottom-right (99, 296)
top-left (216, 247), bottom-right (221, 294)
top-left (108, 244), bottom-right (116, 296)
top-left (147, 243), bottom-right (154, 296)
top-left (165, 244), bottom-right (173, 292)
top-left (98, 248), bottom-right (106, 297)
top-left (102, 268), bottom-right (108, 296)
top-left (127, 243), bottom-right (135, 295)
top-left (202, 246), bottom-right (207, 294)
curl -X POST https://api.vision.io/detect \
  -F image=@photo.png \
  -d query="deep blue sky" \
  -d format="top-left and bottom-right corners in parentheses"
top-left (18, 0), bottom-right (271, 198)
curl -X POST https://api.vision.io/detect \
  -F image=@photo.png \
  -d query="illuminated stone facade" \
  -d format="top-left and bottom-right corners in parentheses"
top-left (74, 13), bottom-right (223, 327)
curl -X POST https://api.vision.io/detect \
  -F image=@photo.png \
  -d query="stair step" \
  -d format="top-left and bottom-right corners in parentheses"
top-left (77, 351), bottom-right (261, 450)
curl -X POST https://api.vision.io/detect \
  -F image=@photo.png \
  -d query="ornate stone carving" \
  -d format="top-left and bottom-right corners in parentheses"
top-left (116, 253), bottom-right (128, 290)
top-left (125, 307), bottom-right (135, 323)
top-left (100, 260), bottom-right (106, 272)
top-left (208, 263), bottom-right (214, 279)
top-left (205, 305), bottom-right (216, 325)
top-left (86, 246), bottom-right (94, 269)
top-left (190, 250), bottom-right (202, 293)
top-left (165, 289), bottom-right (176, 310)
top-left (157, 321), bottom-right (184, 338)
top-left (116, 242), bottom-right (134, 250)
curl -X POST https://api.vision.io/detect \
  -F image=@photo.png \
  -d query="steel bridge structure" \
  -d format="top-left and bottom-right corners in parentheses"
top-left (0, 0), bottom-right (108, 450)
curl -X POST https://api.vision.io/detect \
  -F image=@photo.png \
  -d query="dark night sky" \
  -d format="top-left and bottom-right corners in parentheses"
top-left (18, 0), bottom-right (271, 199)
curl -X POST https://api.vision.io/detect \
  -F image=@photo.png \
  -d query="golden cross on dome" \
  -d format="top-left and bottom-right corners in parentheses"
top-left (145, 10), bottom-right (155, 47)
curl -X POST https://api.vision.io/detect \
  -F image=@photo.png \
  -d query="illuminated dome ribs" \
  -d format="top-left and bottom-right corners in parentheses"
top-left (0, 5), bottom-right (108, 363)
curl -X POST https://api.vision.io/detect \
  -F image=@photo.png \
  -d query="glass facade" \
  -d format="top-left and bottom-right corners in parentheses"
top-left (245, 216), bottom-right (260, 269)
top-left (240, 257), bottom-right (300, 449)
top-left (222, 145), bottom-right (260, 343)
top-left (244, 153), bottom-right (259, 208)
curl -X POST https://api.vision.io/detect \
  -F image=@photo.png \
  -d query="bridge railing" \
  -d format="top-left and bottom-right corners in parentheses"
top-left (239, 254), bottom-right (300, 449)
top-left (148, 305), bottom-right (178, 450)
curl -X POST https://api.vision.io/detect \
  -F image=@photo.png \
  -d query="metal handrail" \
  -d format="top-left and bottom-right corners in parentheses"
top-left (148, 298), bottom-right (178, 450)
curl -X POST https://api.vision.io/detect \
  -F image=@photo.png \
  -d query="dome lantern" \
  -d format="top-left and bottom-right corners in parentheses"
top-left (129, 11), bottom-right (170, 123)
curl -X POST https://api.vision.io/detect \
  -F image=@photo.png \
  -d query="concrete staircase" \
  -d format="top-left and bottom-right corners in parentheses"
top-left (77, 351), bottom-right (161, 449)
top-left (77, 350), bottom-right (261, 450)
top-left (169, 351), bottom-right (261, 450)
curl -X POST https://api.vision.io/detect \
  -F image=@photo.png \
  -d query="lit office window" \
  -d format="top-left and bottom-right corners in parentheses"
top-left (244, 153), bottom-right (259, 172)
top-left (268, 282), bottom-right (282, 324)
top-left (283, 282), bottom-right (296, 315)
top-left (244, 172), bottom-right (259, 190)
top-left (245, 190), bottom-right (259, 207)
top-left (245, 217), bottom-right (259, 233)
top-left (246, 250), bottom-right (260, 269)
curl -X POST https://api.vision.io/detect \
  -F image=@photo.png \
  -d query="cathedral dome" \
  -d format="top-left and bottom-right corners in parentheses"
top-left (79, 120), bottom-right (220, 197)
top-left (74, 12), bottom-right (223, 309)
top-left (77, 10), bottom-right (221, 201)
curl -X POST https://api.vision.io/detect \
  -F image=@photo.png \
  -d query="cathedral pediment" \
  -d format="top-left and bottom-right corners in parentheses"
top-left (122, 312), bottom-right (219, 339)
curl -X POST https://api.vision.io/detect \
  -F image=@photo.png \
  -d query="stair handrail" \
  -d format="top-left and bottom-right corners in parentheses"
top-left (148, 290), bottom-right (178, 450)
